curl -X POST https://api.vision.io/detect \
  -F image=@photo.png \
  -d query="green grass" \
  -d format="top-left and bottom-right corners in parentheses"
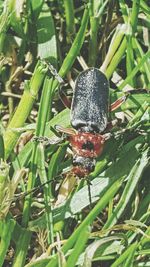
top-left (0, 0), bottom-right (150, 266)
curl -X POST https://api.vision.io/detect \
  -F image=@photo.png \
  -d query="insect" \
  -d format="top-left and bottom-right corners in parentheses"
top-left (54, 67), bottom-right (125, 178)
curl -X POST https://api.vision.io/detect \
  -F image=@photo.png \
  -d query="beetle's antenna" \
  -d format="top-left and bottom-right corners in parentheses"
top-left (9, 175), bottom-right (61, 203)
top-left (44, 60), bottom-right (64, 85)
top-left (86, 177), bottom-right (92, 209)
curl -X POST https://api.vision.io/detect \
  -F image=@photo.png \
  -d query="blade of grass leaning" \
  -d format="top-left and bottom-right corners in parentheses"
top-left (80, 235), bottom-right (127, 266)
top-left (45, 177), bottom-right (123, 267)
top-left (64, 226), bottom-right (90, 267)
top-left (118, 49), bottom-right (150, 90)
top-left (103, 148), bottom-right (150, 229)
top-left (111, 242), bottom-right (138, 267)
top-left (3, 60), bottom-right (48, 159)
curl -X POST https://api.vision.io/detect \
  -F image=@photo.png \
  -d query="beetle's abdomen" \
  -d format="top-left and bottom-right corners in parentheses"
top-left (71, 68), bottom-right (109, 133)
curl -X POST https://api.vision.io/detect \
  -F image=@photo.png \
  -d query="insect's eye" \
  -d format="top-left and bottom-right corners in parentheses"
top-left (82, 141), bottom-right (94, 151)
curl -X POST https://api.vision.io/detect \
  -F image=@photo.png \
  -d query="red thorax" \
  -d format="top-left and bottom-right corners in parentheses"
top-left (69, 132), bottom-right (105, 158)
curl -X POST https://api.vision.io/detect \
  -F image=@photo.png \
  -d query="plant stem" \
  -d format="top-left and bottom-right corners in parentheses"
top-left (63, 0), bottom-right (75, 43)
top-left (88, 16), bottom-right (99, 66)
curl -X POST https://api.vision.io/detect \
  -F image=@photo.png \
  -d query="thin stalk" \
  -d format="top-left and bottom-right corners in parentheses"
top-left (131, 0), bottom-right (140, 35)
top-left (35, 77), bottom-right (54, 136)
top-left (88, 0), bottom-right (94, 16)
top-left (88, 16), bottom-right (99, 66)
top-left (88, 0), bottom-right (98, 66)
top-left (93, 0), bottom-right (109, 60)
top-left (63, 0), bottom-right (75, 43)
top-left (126, 35), bottom-right (136, 87)
top-left (37, 143), bottom-right (54, 245)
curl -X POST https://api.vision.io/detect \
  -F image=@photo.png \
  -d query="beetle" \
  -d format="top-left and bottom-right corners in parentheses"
top-left (54, 67), bottom-right (125, 178)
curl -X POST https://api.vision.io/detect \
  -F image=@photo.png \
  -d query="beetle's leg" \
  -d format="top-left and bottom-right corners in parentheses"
top-left (43, 60), bottom-right (71, 108)
top-left (105, 119), bottom-right (119, 132)
top-left (44, 60), bottom-right (64, 85)
top-left (43, 60), bottom-right (72, 108)
top-left (110, 89), bottom-right (148, 112)
top-left (54, 125), bottom-right (76, 136)
top-left (59, 86), bottom-right (72, 109)
top-left (32, 135), bottom-right (64, 145)
top-left (110, 95), bottom-right (127, 111)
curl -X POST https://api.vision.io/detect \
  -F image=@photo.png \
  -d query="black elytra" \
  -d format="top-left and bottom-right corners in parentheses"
top-left (71, 68), bottom-right (109, 133)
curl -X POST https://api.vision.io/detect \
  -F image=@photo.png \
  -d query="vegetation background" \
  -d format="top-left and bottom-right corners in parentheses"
top-left (0, 0), bottom-right (150, 266)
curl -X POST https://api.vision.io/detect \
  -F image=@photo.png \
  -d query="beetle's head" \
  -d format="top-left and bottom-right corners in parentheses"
top-left (72, 155), bottom-right (96, 178)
